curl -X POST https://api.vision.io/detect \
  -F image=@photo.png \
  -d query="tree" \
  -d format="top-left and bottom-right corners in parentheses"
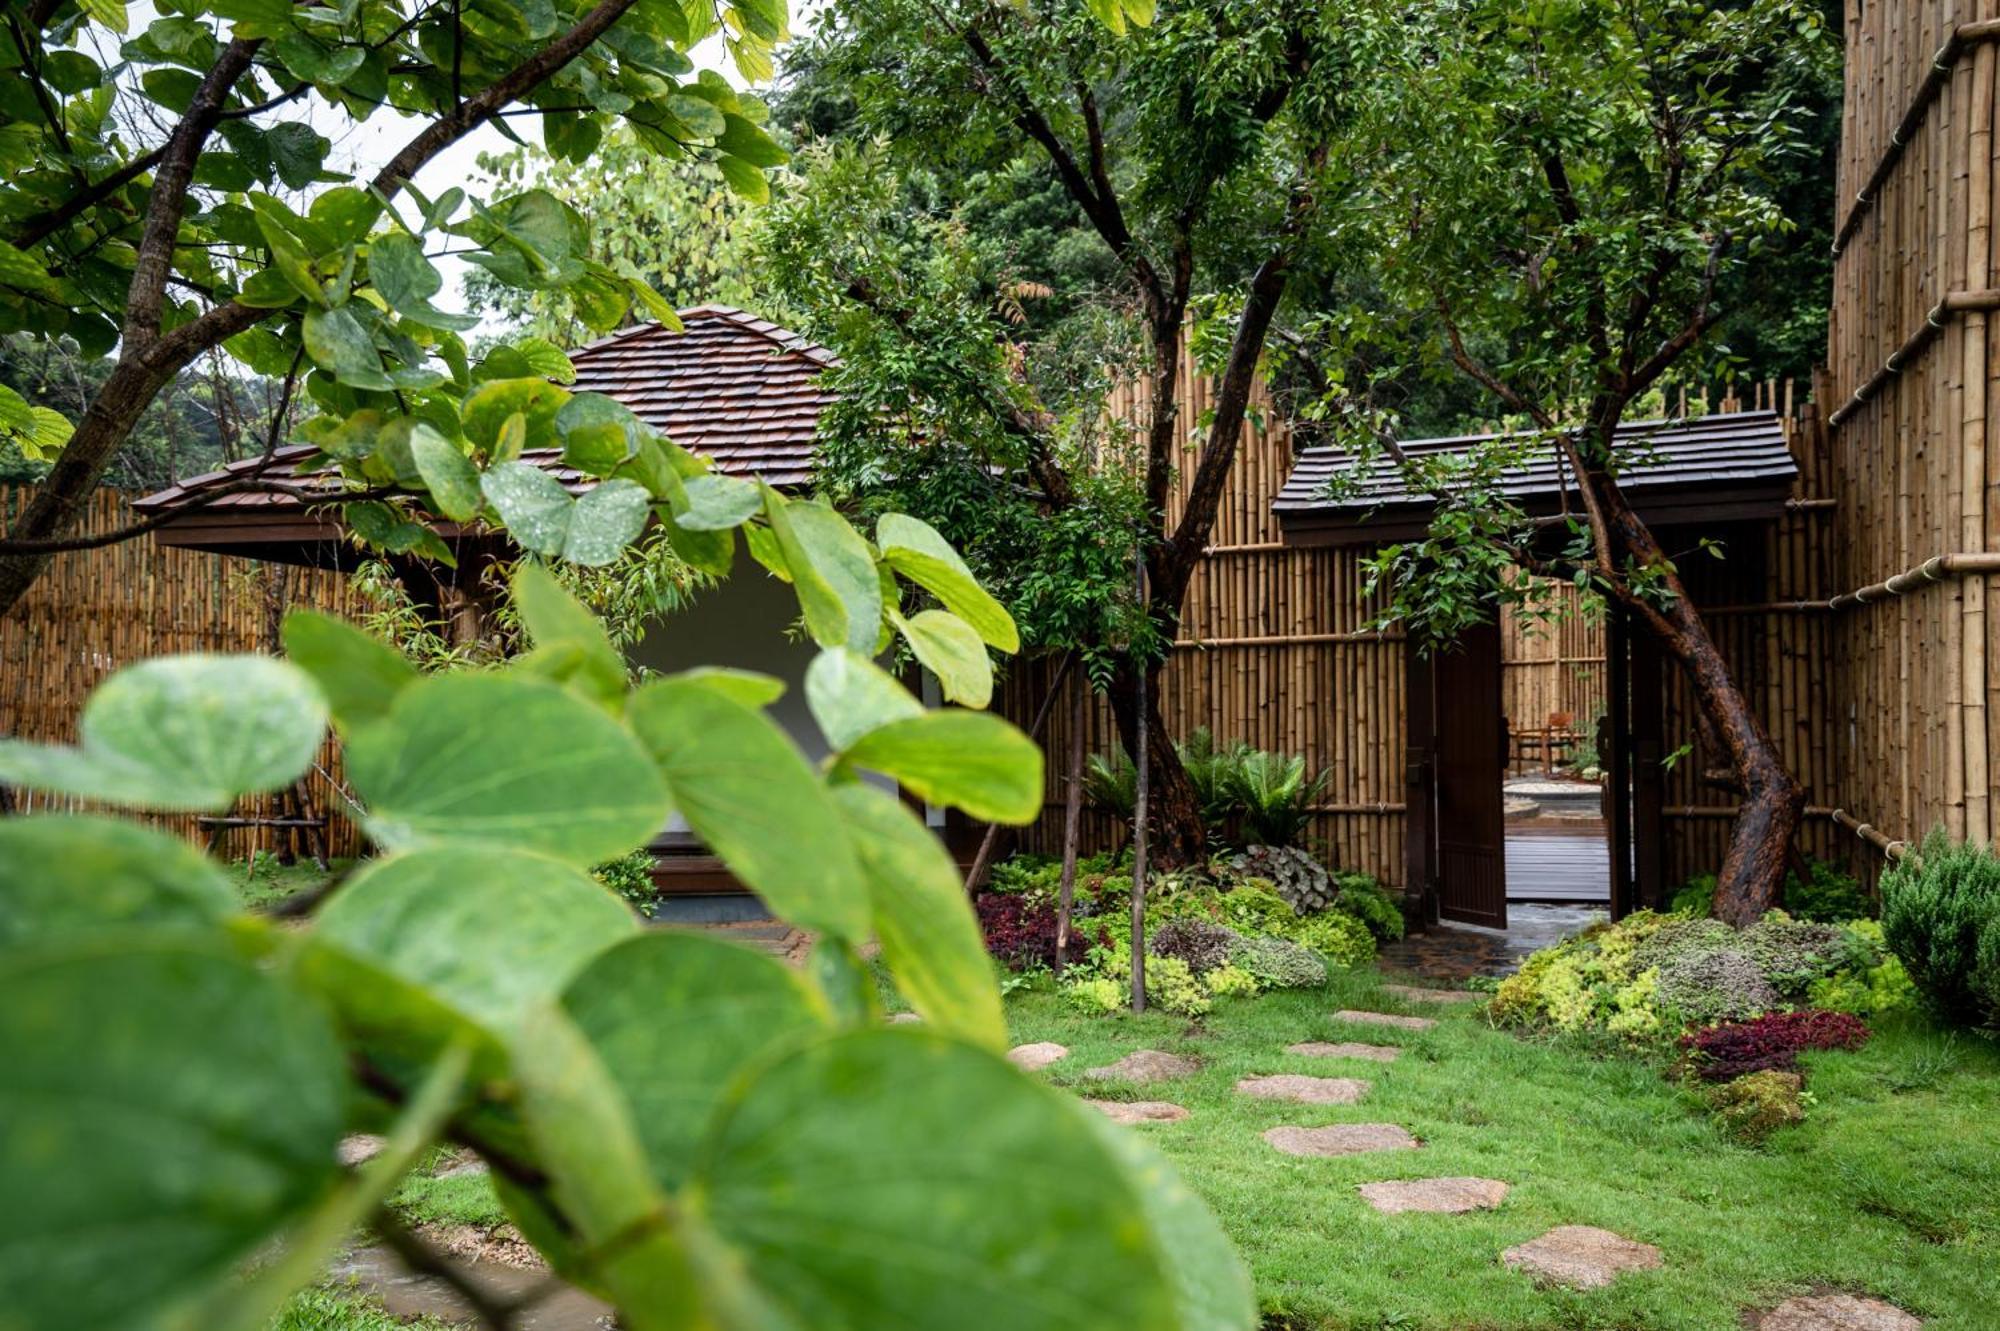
top-left (759, 0), bottom-right (1409, 866)
top-left (465, 130), bottom-right (770, 348)
top-left (0, 513), bottom-right (1254, 1328)
top-left (0, 0), bottom-right (795, 610)
top-left (1352, 0), bottom-right (1837, 924)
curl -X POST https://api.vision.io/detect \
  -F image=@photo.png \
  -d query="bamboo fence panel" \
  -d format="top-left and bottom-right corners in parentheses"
top-left (0, 484), bottom-right (365, 858)
top-left (1822, 0), bottom-right (2000, 877)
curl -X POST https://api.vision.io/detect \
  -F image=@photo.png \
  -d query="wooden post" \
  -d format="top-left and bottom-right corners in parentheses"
top-left (1131, 541), bottom-right (1149, 1014)
top-left (1604, 605), bottom-right (1634, 919)
top-left (1630, 624), bottom-right (1667, 911)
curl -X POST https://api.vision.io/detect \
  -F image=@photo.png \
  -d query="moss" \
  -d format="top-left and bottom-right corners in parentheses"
top-left (1708, 1069), bottom-right (1805, 1144)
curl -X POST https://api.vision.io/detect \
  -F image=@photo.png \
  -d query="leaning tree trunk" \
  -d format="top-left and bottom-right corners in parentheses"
top-left (1104, 655), bottom-right (1205, 869)
top-left (1597, 487), bottom-right (1804, 926)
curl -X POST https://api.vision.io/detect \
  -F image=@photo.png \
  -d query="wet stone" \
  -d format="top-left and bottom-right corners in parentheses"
top-left (1085, 1099), bottom-right (1189, 1125)
top-left (1381, 984), bottom-right (1483, 1005)
top-left (1235, 1074), bottom-right (1371, 1105)
top-left (1007, 1041), bottom-right (1069, 1071)
top-left (1502, 1225), bottom-right (1662, 1289)
top-left (1357, 1177), bottom-right (1510, 1214)
top-left (1262, 1123), bottom-right (1419, 1157)
top-left (1286, 1041), bottom-right (1401, 1063)
top-left (338, 1134), bottom-right (385, 1167)
top-left (1084, 1049), bottom-right (1200, 1083)
top-left (887, 1012), bottom-right (923, 1025)
top-left (1756, 1294), bottom-right (1923, 1331)
top-left (1334, 1010), bottom-right (1437, 1032)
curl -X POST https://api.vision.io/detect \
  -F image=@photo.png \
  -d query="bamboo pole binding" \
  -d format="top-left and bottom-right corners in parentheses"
top-left (1827, 290), bottom-right (2000, 428)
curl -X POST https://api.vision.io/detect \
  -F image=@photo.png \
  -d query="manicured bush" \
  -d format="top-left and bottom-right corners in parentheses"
top-left (1149, 918), bottom-right (1240, 975)
top-left (1061, 955), bottom-right (1212, 1017)
top-left (1680, 1009), bottom-right (1871, 1081)
top-left (1880, 831), bottom-right (2000, 1025)
top-left (1290, 911), bottom-right (1376, 969)
top-left (1203, 963), bottom-right (1260, 998)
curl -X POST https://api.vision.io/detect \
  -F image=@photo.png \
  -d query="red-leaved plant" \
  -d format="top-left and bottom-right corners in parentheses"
top-left (1680, 1009), bottom-right (1871, 1081)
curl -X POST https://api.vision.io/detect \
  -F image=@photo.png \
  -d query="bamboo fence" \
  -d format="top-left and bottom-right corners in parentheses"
top-left (0, 484), bottom-right (366, 858)
top-left (1819, 0), bottom-right (2000, 871)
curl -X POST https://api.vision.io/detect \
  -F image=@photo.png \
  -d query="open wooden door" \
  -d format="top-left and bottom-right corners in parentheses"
top-left (1432, 621), bottom-right (1508, 928)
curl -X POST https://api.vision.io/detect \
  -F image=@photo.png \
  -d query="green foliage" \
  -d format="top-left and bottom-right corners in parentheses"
top-left (1333, 871), bottom-right (1406, 943)
top-left (591, 849), bottom-right (659, 911)
top-left (1228, 749), bottom-right (1330, 848)
top-left (1708, 1070), bottom-right (1807, 1146)
top-left (1881, 831), bottom-right (2000, 1027)
top-left (1229, 936), bottom-right (1329, 990)
top-left (1287, 912), bottom-right (1376, 970)
top-left (0, 514), bottom-right (1250, 1328)
top-left (1784, 858), bottom-right (1873, 923)
top-left (1064, 954), bottom-right (1211, 1017)
top-left (1807, 920), bottom-right (1919, 1020)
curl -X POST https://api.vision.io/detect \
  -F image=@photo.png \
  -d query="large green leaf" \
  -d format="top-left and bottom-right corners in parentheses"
top-left (511, 563), bottom-right (627, 706)
top-left (344, 672), bottom-right (669, 864)
top-left (695, 1030), bottom-right (1183, 1331)
top-left (892, 607), bottom-right (993, 708)
top-left (409, 423), bottom-right (484, 522)
top-left (843, 710), bottom-right (1044, 824)
top-left (832, 785), bottom-right (1004, 1049)
top-left (0, 655), bottom-right (328, 812)
top-left (563, 932), bottom-right (826, 1189)
top-left (785, 500), bottom-right (883, 655)
top-left (803, 648), bottom-right (921, 753)
top-left (759, 485), bottom-right (845, 646)
top-left (0, 816), bottom-right (234, 949)
top-left (0, 937), bottom-right (346, 1331)
top-left (368, 231), bottom-right (479, 331)
top-left (302, 305), bottom-right (392, 391)
top-left (627, 678), bottom-right (869, 939)
top-left (563, 479), bottom-right (652, 565)
top-left (281, 610), bottom-right (417, 734)
top-left (677, 472), bottom-right (762, 531)
top-left (312, 846), bottom-right (635, 1039)
top-left (481, 461), bottom-right (573, 556)
top-left (878, 514), bottom-right (1020, 652)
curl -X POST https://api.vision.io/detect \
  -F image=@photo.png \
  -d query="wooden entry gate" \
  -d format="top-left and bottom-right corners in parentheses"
top-left (1406, 616), bottom-right (1642, 929)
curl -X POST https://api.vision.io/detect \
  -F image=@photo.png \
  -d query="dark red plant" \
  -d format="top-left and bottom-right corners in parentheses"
top-left (1680, 1009), bottom-right (1871, 1081)
top-left (974, 894), bottom-right (1107, 970)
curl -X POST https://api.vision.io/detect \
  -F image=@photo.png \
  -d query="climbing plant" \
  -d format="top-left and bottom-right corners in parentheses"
top-left (0, 499), bottom-right (1253, 1329)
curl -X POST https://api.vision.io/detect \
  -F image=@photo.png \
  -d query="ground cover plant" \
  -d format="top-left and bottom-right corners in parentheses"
top-left (1000, 968), bottom-right (2000, 1330)
top-left (0, 496), bottom-right (1254, 1330)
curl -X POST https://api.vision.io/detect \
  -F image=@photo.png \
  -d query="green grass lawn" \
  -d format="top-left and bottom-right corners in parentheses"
top-left (231, 855), bottom-right (348, 911)
top-left (1004, 967), bottom-right (2000, 1330)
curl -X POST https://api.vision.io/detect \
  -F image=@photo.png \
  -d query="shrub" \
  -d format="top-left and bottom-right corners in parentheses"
top-left (1736, 916), bottom-right (1854, 999)
top-left (1333, 871), bottom-right (1406, 942)
top-left (1226, 750), bottom-right (1329, 848)
top-left (1807, 920), bottom-right (1918, 1017)
top-left (1062, 955), bottom-right (1211, 1017)
top-left (591, 849), bottom-right (658, 910)
top-left (1148, 918), bottom-right (1240, 975)
top-left (1679, 1009), bottom-right (1871, 1081)
top-left (1203, 964), bottom-right (1260, 998)
top-left (1881, 831), bottom-right (2000, 1025)
top-left (1062, 975), bottom-right (1127, 1015)
top-left (975, 894), bottom-right (1072, 970)
top-left (1291, 911), bottom-right (1376, 969)
top-left (1655, 949), bottom-right (1780, 1024)
top-left (1632, 916), bottom-right (1736, 971)
top-left (1231, 936), bottom-right (1328, 989)
top-left (1669, 873), bottom-right (1717, 917)
top-left (1784, 859), bottom-right (1872, 922)
top-left (1708, 1070), bottom-right (1806, 1144)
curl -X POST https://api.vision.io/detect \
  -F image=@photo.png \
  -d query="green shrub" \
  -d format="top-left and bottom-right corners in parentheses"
top-left (1061, 955), bottom-right (1212, 1017)
top-left (1231, 936), bottom-right (1328, 989)
top-left (1203, 963), bottom-right (1261, 998)
top-left (1736, 916), bottom-right (1853, 999)
top-left (1707, 1070), bottom-right (1806, 1145)
top-left (1654, 949), bottom-right (1780, 1024)
top-left (1669, 873), bottom-right (1717, 916)
top-left (590, 848), bottom-right (658, 910)
top-left (1291, 911), bottom-right (1376, 969)
top-left (1806, 920), bottom-right (1918, 1018)
top-left (1784, 858), bottom-right (1872, 922)
top-left (1226, 750), bottom-right (1329, 848)
top-left (1333, 871), bottom-right (1405, 941)
top-left (1881, 831), bottom-right (2000, 1025)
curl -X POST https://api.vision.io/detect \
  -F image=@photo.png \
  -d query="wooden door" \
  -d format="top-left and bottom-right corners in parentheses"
top-left (1433, 621), bottom-right (1507, 928)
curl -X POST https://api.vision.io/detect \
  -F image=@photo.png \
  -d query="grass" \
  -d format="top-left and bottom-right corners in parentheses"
top-left (230, 854), bottom-right (348, 911)
top-left (273, 1286), bottom-right (447, 1331)
top-left (384, 1151), bottom-right (511, 1231)
top-left (1004, 967), bottom-right (2000, 1330)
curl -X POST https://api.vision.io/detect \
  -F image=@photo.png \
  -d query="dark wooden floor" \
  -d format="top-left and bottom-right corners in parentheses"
top-left (1505, 820), bottom-right (1611, 903)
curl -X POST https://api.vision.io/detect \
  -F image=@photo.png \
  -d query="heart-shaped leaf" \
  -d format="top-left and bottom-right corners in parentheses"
top-left (677, 472), bottom-right (762, 531)
top-left (344, 672), bottom-right (668, 864)
top-left (0, 655), bottom-right (327, 812)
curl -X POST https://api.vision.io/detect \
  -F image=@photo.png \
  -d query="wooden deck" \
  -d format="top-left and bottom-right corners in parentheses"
top-left (1505, 821), bottom-right (1611, 903)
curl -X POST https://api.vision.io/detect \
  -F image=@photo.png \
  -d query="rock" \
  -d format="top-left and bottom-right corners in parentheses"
top-left (1007, 1041), bottom-right (1069, 1071)
top-left (1235, 1074), bottom-right (1371, 1105)
top-left (1357, 1177), bottom-right (1510, 1214)
top-left (1334, 1010), bottom-right (1437, 1032)
top-left (1085, 1099), bottom-right (1190, 1124)
top-left (1083, 1049), bottom-right (1200, 1083)
top-left (1757, 1294), bottom-right (1922, 1331)
top-left (887, 1012), bottom-right (923, 1024)
top-left (1381, 984), bottom-right (1482, 1004)
top-left (1287, 1041), bottom-right (1401, 1062)
top-left (338, 1134), bottom-right (385, 1167)
top-left (1262, 1123), bottom-right (1419, 1157)
top-left (1501, 1225), bottom-right (1662, 1289)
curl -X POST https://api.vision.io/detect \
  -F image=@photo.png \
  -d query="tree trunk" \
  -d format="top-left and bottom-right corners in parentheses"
top-left (1103, 654), bottom-right (1204, 869)
top-left (1597, 488), bottom-right (1803, 926)
top-left (1054, 672), bottom-right (1085, 975)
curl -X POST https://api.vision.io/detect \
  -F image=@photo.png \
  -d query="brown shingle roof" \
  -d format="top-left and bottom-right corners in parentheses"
top-left (132, 305), bottom-right (836, 529)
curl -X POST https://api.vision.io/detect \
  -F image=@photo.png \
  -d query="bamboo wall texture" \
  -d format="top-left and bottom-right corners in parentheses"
top-left (1824, 0), bottom-right (2000, 867)
top-left (0, 485), bottom-right (365, 858)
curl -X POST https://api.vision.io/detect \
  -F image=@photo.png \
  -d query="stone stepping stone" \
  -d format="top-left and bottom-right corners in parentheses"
top-left (1084, 1049), bottom-right (1200, 1083)
top-left (1085, 1099), bottom-right (1189, 1125)
top-left (1756, 1294), bottom-right (1922, 1331)
top-left (1287, 1040), bottom-right (1401, 1062)
top-left (887, 1012), bottom-right (922, 1025)
top-left (1334, 1009), bottom-right (1436, 1032)
top-left (1236, 1074), bottom-right (1371, 1105)
top-left (1502, 1225), bottom-right (1662, 1289)
top-left (1381, 984), bottom-right (1482, 1004)
top-left (1263, 1123), bottom-right (1419, 1157)
top-left (1357, 1177), bottom-right (1509, 1214)
top-left (1007, 1041), bottom-right (1069, 1071)
top-left (338, 1134), bottom-right (385, 1167)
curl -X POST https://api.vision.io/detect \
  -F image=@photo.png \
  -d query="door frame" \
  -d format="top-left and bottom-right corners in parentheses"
top-left (1405, 624), bottom-right (1509, 930)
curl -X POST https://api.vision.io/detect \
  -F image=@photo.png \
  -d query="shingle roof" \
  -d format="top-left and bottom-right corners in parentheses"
top-left (132, 305), bottom-right (837, 528)
top-left (1274, 412), bottom-right (1799, 545)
